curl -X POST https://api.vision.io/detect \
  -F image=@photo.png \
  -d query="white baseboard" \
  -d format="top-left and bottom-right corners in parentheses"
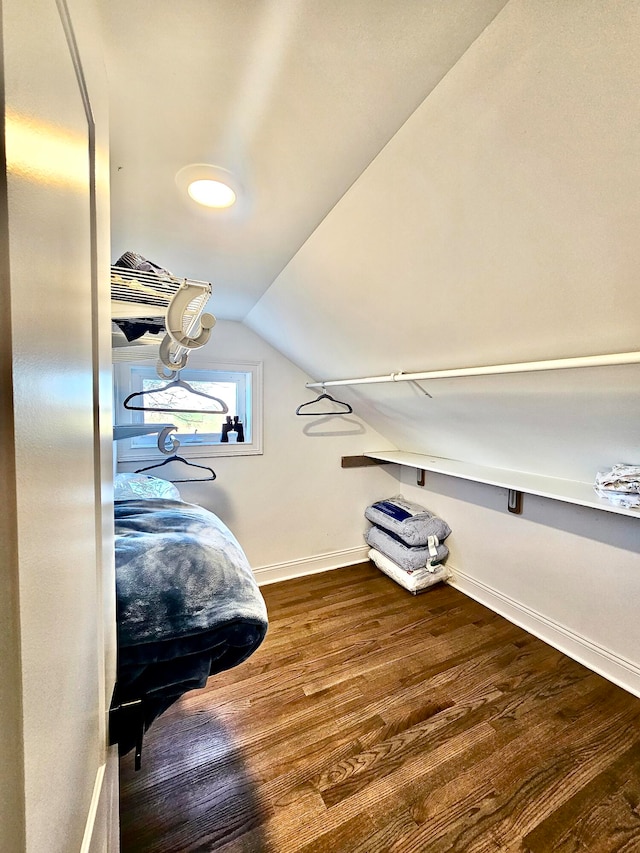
top-left (80, 747), bottom-right (119, 853)
top-left (447, 565), bottom-right (640, 700)
top-left (253, 546), bottom-right (370, 587)
top-left (80, 763), bottom-right (105, 853)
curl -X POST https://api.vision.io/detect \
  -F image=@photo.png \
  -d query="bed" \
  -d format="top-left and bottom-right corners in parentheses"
top-left (112, 474), bottom-right (268, 765)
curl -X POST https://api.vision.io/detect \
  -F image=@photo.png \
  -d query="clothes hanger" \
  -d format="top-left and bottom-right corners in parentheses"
top-left (295, 387), bottom-right (353, 416)
top-left (133, 427), bottom-right (217, 482)
top-left (134, 455), bottom-right (216, 483)
top-left (124, 374), bottom-right (228, 414)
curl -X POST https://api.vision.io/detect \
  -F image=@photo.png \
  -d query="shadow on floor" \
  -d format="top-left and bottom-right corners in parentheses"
top-left (119, 704), bottom-right (271, 852)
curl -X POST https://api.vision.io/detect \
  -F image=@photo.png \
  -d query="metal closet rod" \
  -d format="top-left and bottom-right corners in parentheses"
top-left (305, 350), bottom-right (640, 389)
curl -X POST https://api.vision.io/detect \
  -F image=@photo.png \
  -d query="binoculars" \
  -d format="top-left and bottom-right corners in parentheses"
top-left (221, 416), bottom-right (244, 443)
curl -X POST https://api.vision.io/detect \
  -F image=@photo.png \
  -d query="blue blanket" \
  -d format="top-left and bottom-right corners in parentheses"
top-left (114, 498), bottom-right (268, 753)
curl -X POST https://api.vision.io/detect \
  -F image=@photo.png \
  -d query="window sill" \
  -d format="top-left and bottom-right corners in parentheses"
top-left (118, 443), bottom-right (263, 462)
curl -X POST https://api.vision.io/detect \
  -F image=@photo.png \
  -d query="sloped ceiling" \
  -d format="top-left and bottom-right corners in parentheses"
top-left (99, 0), bottom-right (508, 318)
top-left (246, 0), bottom-right (640, 481)
top-left (248, 0), bottom-right (640, 374)
top-left (102, 1), bottom-right (640, 482)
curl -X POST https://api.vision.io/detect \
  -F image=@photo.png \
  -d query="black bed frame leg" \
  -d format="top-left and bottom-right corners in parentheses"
top-left (134, 719), bottom-right (144, 771)
top-left (109, 695), bottom-right (145, 771)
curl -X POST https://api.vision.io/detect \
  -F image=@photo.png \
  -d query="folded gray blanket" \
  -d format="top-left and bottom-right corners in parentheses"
top-left (116, 498), bottom-right (267, 648)
top-left (365, 524), bottom-right (448, 572)
top-left (364, 495), bottom-right (451, 546)
top-left (115, 497), bottom-right (268, 755)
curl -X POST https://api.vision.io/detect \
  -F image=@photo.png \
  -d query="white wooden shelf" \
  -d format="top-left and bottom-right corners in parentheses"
top-left (364, 450), bottom-right (640, 519)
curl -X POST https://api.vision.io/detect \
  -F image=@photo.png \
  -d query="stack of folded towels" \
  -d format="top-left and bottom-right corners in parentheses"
top-left (594, 464), bottom-right (640, 508)
top-left (364, 495), bottom-right (451, 594)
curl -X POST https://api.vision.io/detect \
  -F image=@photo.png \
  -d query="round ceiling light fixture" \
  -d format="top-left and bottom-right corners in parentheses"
top-left (187, 178), bottom-right (236, 208)
top-left (176, 164), bottom-right (240, 210)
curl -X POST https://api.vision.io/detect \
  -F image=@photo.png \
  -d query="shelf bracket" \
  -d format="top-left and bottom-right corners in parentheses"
top-left (341, 455), bottom-right (392, 468)
top-left (507, 489), bottom-right (523, 514)
top-left (417, 469), bottom-right (426, 487)
top-left (165, 283), bottom-right (216, 349)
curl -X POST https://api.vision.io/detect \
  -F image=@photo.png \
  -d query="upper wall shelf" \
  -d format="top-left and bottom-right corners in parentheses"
top-left (364, 450), bottom-right (640, 519)
top-left (111, 265), bottom-right (210, 319)
top-left (111, 264), bottom-right (216, 377)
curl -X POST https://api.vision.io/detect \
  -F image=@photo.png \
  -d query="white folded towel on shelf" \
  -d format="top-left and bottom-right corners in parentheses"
top-left (594, 464), bottom-right (640, 507)
top-left (595, 464), bottom-right (640, 493)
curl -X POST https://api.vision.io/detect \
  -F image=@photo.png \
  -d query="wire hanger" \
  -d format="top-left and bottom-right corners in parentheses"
top-left (124, 374), bottom-right (229, 414)
top-left (295, 386), bottom-right (353, 416)
top-left (134, 455), bottom-right (216, 483)
top-left (134, 427), bottom-right (216, 483)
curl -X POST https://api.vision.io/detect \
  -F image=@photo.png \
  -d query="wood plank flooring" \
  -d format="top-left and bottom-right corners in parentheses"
top-left (119, 563), bottom-right (640, 852)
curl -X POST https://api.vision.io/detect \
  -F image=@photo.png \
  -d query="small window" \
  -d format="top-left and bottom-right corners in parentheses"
top-left (114, 360), bottom-right (263, 461)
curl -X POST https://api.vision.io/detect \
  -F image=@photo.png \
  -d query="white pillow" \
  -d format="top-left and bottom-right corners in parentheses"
top-left (114, 472), bottom-right (182, 501)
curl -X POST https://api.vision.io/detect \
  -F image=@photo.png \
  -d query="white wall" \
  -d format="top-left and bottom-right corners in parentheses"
top-left (117, 319), bottom-right (398, 582)
top-left (0, 4), bottom-right (26, 840)
top-left (2, 0), bottom-right (116, 849)
top-left (395, 467), bottom-right (640, 696)
top-left (243, 0), bottom-right (640, 694)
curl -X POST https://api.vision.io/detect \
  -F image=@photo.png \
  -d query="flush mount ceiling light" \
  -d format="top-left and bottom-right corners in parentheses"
top-left (187, 179), bottom-right (236, 208)
top-left (175, 164), bottom-right (241, 210)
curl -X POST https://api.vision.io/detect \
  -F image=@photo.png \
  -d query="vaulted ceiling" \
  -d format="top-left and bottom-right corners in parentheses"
top-left (100, 2), bottom-right (640, 482)
top-left (99, 0), bottom-right (508, 319)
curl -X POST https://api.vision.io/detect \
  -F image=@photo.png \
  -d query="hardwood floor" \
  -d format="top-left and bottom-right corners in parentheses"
top-left (119, 563), bottom-right (640, 852)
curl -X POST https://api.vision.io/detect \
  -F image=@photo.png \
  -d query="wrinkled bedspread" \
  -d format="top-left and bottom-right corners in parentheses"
top-left (114, 498), bottom-right (268, 753)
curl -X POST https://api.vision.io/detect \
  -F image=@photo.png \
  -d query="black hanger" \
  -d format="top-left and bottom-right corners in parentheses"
top-left (134, 455), bottom-right (216, 483)
top-left (124, 376), bottom-right (228, 414)
top-left (295, 389), bottom-right (353, 416)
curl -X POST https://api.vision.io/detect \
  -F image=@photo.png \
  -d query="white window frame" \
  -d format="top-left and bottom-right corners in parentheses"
top-left (114, 357), bottom-right (263, 462)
